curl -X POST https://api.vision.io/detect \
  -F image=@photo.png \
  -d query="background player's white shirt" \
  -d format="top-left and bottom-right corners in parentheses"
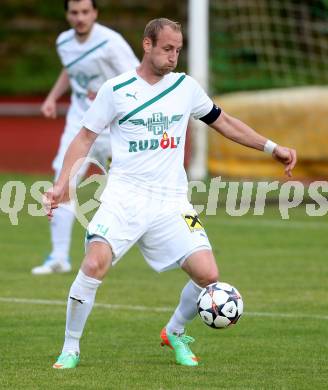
top-left (56, 22), bottom-right (139, 132)
top-left (81, 70), bottom-right (213, 200)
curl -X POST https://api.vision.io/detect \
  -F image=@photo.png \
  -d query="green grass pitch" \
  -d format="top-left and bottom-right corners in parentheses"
top-left (0, 174), bottom-right (327, 389)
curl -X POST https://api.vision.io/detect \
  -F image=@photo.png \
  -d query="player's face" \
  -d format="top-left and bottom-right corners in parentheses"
top-left (146, 26), bottom-right (183, 76)
top-left (66, 0), bottom-right (98, 37)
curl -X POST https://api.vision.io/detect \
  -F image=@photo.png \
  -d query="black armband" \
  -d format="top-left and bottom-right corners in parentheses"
top-left (199, 104), bottom-right (222, 124)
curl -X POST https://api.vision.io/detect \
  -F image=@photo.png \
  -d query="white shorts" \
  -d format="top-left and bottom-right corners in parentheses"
top-left (52, 121), bottom-right (111, 180)
top-left (85, 187), bottom-right (212, 273)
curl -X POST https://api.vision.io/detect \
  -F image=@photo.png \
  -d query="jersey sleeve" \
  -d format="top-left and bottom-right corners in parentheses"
top-left (55, 31), bottom-right (74, 65)
top-left (55, 34), bottom-right (65, 65)
top-left (105, 33), bottom-right (140, 74)
top-left (188, 76), bottom-right (214, 120)
top-left (81, 81), bottom-right (115, 134)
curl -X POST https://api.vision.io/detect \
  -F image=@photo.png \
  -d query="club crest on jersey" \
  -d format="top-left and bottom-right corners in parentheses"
top-left (68, 71), bottom-right (99, 89)
top-left (128, 112), bottom-right (183, 136)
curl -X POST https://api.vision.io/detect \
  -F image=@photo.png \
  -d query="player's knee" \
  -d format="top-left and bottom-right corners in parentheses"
top-left (197, 269), bottom-right (219, 287)
top-left (82, 254), bottom-right (110, 279)
top-left (200, 259), bottom-right (219, 286)
top-left (84, 258), bottom-right (100, 274)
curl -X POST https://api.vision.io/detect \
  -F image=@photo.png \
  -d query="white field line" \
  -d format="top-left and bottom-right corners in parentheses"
top-left (0, 297), bottom-right (327, 321)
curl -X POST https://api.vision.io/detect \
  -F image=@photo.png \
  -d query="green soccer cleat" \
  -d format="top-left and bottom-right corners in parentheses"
top-left (53, 351), bottom-right (80, 369)
top-left (160, 328), bottom-right (199, 366)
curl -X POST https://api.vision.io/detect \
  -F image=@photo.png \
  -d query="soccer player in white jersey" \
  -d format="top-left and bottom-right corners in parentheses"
top-left (31, 0), bottom-right (139, 275)
top-left (45, 18), bottom-right (297, 368)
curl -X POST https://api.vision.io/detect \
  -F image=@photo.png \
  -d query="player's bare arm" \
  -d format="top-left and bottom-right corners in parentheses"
top-left (209, 110), bottom-right (297, 177)
top-left (41, 69), bottom-right (70, 119)
top-left (44, 127), bottom-right (98, 218)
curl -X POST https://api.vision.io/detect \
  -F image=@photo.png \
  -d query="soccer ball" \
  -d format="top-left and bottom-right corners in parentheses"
top-left (197, 282), bottom-right (243, 329)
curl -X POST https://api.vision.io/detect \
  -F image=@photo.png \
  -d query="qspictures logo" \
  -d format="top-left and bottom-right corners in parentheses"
top-left (0, 157), bottom-right (328, 228)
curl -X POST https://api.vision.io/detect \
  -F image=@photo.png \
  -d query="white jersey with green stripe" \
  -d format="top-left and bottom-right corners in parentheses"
top-left (81, 70), bottom-right (213, 200)
top-left (56, 23), bottom-right (139, 130)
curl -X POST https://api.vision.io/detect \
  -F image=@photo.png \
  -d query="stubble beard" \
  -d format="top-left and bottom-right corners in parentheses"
top-left (75, 23), bottom-right (93, 38)
top-left (152, 62), bottom-right (176, 77)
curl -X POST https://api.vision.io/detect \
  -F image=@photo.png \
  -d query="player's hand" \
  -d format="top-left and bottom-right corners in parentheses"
top-left (42, 184), bottom-right (67, 220)
top-left (41, 98), bottom-right (57, 119)
top-left (272, 145), bottom-right (297, 177)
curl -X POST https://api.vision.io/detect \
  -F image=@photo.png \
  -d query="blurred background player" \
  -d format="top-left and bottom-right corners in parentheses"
top-left (31, 0), bottom-right (139, 275)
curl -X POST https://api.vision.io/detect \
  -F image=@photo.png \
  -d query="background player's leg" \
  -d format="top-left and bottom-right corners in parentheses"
top-left (50, 200), bottom-right (75, 262)
top-left (32, 156), bottom-right (90, 275)
top-left (31, 198), bottom-right (75, 274)
top-left (32, 127), bottom-right (82, 274)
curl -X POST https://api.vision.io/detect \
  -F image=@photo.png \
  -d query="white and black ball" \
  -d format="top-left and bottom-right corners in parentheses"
top-left (197, 282), bottom-right (243, 329)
